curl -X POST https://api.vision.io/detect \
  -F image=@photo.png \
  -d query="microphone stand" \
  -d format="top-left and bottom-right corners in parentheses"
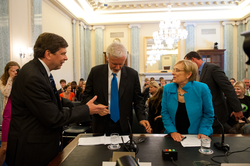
top-left (214, 116), bottom-right (230, 151)
top-left (124, 117), bottom-right (138, 153)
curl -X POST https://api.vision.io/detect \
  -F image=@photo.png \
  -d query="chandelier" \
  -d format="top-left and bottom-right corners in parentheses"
top-left (153, 5), bottom-right (188, 49)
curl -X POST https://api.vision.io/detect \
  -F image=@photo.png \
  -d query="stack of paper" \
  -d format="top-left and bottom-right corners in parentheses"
top-left (78, 135), bottom-right (130, 145)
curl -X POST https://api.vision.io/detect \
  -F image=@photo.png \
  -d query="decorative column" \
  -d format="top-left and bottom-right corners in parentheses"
top-left (79, 22), bottom-right (85, 79)
top-left (172, 54), bottom-right (177, 69)
top-left (0, 0), bottom-right (10, 124)
top-left (129, 24), bottom-right (141, 72)
top-left (72, 19), bottom-right (77, 81)
top-left (246, 17), bottom-right (250, 79)
top-left (236, 21), bottom-right (247, 81)
top-left (31, 0), bottom-right (42, 47)
top-left (184, 23), bottom-right (196, 54)
top-left (84, 26), bottom-right (92, 79)
top-left (93, 26), bottom-right (105, 65)
top-left (222, 21), bottom-right (235, 79)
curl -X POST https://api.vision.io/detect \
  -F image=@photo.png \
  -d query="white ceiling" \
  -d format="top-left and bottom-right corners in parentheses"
top-left (50, 0), bottom-right (250, 25)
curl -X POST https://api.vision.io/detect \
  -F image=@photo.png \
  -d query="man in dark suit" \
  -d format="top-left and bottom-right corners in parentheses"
top-left (184, 51), bottom-right (243, 133)
top-left (6, 33), bottom-right (107, 166)
top-left (82, 42), bottom-right (151, 134)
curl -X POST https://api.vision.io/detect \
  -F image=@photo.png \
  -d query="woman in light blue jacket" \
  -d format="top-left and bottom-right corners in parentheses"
top-left (161, 60), bottom-right (214, 142)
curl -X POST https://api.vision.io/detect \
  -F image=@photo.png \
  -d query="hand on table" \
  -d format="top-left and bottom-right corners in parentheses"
top-left (170, 132), bottom-right (185, 142)
top-left (140, 120), bottom-right (152, 133)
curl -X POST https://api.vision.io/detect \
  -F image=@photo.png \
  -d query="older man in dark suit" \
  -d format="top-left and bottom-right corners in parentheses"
top-left (82, 42), bottom-right (151, 134)
top-left (6, 33), bottom-right (106, 166)
top-left (184, 51), bottom-right (243, 133)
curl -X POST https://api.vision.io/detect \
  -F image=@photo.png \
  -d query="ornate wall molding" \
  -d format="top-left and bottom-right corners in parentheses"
top-left (128, 24), bottom-right (141, 29)
top-left (222, 21), bottom-right (236, 26)
top-left (93, 25), bottom-right (105, 30)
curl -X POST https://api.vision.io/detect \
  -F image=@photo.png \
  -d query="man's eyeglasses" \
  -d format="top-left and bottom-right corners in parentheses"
top-left (173, 69), bottom-right (185, 72)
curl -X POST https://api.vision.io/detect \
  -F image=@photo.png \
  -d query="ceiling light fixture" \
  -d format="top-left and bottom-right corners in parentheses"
top-left (153, 5), bottom-right (188, 50)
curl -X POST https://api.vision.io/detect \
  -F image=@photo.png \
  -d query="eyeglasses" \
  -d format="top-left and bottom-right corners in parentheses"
top-left (173, 68), bottom-right (185, 72)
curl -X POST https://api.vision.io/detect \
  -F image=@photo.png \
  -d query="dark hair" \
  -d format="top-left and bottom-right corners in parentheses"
top-left (60, 79), bottom-right (66, 84)
top-left (0, 61), bottom-right (20, 86)
top-left (230, 78), bottom-right (236, 82)
top-left (34, 32), bottom-right (68, 59)
top-left (71, 81), bottom-right (77, 85)
top-left (63, 84), bottom-right (70, 91)
top-left (148, 87), bottom-right (163, 114)
top-left (184, 51), bottom-right (201, 60)
top-left (80, 78), bottom-right (84, 81)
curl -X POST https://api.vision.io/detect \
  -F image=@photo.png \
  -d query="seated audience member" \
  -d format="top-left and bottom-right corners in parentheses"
top-left (230, 78), bottom-right (236, 85)
top-left (143, 81), bottom-right (159, 107)
top-left (159, 77), bottom-right (164, 86)
top-left (60, 84), bottom-right (75, 101)
top-left (227, 81), bottom-right (250, 133)
top-left (58, 79), bottom-right (66, 94)
top-left (160, 79), bottom-right (166, 87)
top-left (150, 77), bottom-right (155, 82)
top-left (143, 78), bottom-right (150, 92)
top-left (243, 78), bottom-right (250, 96)
top-left (161, 60), bottom-right (214, 142)
top-left (148, 87), bottom-right (164, 133)
top-left (71, 81), bottom-right (82, 101)
top-left (79, 81), bottom-right (86, 101)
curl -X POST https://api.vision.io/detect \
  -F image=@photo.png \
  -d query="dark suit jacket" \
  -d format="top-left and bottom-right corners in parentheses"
top-left (6, 58), bottom-right (90, 166)
top-left (82, 64), bottom-right (145, 134)
top-left (200, 63), bottom-right (241, 126)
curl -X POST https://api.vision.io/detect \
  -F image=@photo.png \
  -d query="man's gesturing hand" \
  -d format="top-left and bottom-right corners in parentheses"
top-left (86, 96), bottom-right (108, 115)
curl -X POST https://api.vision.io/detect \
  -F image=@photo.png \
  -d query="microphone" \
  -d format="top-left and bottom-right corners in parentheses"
top-left (124, 117), bottom-right (138, 153)
top-left (214, 116), bottom-right (230, 151)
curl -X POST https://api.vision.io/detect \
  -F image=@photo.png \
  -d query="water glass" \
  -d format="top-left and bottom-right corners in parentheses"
top-left (110, 133), bottom-right (120, 149)
top-left (200, 137), bottom-right (211, 153)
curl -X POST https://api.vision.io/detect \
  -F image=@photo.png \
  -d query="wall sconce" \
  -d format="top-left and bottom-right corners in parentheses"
top-left (19, 48), bottom-right (26, 58)
top-left (19, 47), bottom-right (33, 58)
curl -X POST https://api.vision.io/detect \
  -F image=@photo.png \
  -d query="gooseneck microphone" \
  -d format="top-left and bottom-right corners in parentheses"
top-left (214, 116), bottom-right (230, 151)
top-left (124, 117), bottom-right (138, 153)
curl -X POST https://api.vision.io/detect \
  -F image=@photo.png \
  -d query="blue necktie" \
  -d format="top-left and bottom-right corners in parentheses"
top-left (49, 74), bottom-right (58, 100)
top-left (110, 73), bottom-right (120, 123)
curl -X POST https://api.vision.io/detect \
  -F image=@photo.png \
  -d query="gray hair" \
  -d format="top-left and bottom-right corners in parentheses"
top-left (106, 42), bottom-right (127, 59)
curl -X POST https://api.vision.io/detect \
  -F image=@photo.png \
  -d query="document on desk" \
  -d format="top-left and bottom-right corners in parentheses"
top-left (78, 135), bottom-right (130, 145)
top-left (102, 162), bottom-right (151, 166)
top-left (180, 135), bottom-right (201, 147)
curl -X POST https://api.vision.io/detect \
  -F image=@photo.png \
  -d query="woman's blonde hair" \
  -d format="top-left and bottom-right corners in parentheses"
top-left (234, 81), bottom-right (245, 91)
top-left (149, 81), bottom-right (159, 89)
top-left (175, 60), bottom-right (198, 81)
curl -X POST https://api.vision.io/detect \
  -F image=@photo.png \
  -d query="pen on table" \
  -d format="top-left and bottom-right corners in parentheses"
top-left (181, 136), bottom-right (187, 141)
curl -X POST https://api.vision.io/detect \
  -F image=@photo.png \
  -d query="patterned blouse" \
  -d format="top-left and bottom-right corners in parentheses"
top-left (0, 77), bottom-right (13, 112)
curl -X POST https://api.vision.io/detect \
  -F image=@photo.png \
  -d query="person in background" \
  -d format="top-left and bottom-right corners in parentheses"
top-left (0, 61), bottom-right (20, 165)
top-left (71, 81), bottom-right (82, 101)
top-left (143, 81), bottom-right (159, 107)
top-left (160, 79), bottom-right (166, 87)
top-left (79, 81), bottom-right (86, 101)
top-left (150, 77), bottom-right (155, 82)
top-left (142, 78), bottom-right (150, 92)
top-left (60, 84), bottom-right (75, 101)
top-left (159, 77), bottom-right (164, 86)
top-left (227, 81), bottom-right (250, 132)
top-left (243, 78), bottom-right (250, 96)
top-left (184, 51), bottom-right (243, 134)
top-left (148, 87), bottom-right (164, 133)
top-left (58, 79), bottom-right (66, 95)
top-left (230, 78), bottom-right (236, 85)
top-left (161, 60), bottom-right (214, 142)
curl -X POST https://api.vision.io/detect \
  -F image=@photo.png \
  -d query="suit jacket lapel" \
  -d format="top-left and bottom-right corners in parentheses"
top-left (102, 64), bottom-right (109, 105)
top-left (200, 63), bottom-right (208, 81)
top-left (119, 66), bottom-right (128, 100)
top-left (34, 58), bottom-right (62, 109)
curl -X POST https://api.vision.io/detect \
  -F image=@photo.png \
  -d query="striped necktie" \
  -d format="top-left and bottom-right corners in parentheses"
top-left (110, 73), bottom-right (120, 123)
